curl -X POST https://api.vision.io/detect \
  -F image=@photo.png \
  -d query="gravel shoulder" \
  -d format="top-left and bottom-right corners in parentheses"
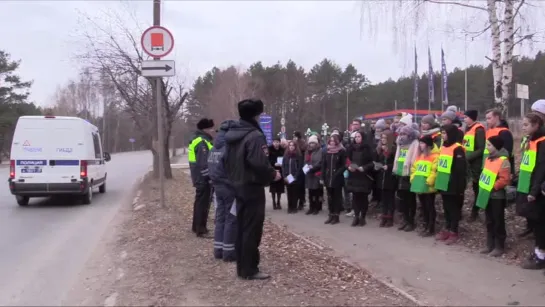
top-left (81, 168), bottom-right (415, 306)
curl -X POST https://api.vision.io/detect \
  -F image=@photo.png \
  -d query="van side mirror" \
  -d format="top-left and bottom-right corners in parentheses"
top-left (103, 152), bottom-right (111, 162)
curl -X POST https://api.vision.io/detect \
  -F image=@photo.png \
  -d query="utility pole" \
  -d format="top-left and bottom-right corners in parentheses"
top-left (153, 0), bottom-right (166, 208)
top-left (346, 89), bottom-right (349, 130)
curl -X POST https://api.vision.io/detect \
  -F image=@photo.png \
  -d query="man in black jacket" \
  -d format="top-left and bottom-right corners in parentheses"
top-left (189, 118), bottom-right (215, 237)
top-left (224, 99), bottom-right (281, 280)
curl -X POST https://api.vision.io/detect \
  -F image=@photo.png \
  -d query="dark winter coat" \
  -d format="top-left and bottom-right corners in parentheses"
top-left (305, 147), bottom-right (323, 190)
top-left (345, 142), bottom-right (376, 193)
top-left (268, 145), bottom-right (285, 193)
top-left (282, 152), bottom-right (302, 185)
top-left (224, 119), bottom-right (276, 189)
top-left (497, 120), bottom-right (515, 174)
top-left (464, 121), bottom-right (486, 181)
top-left (375, 145), bottom-right (397, 190)
top-left (516, 127), bottom-right (545, 219)
top-left (208, 120), bottom-right (236, 193)
top-left (439, 126), bottom-right (467, 196)
top-left (189, 129), bottom-right (213, 188)
top-left (321, 148), bottom-right (346, 188)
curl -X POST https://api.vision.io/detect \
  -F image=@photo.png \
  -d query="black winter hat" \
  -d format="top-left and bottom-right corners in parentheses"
top-left (419, 135), bottom-right (434, 148)
top-left (293, 131), bottom-right (302, 139)
top-left (464, 110), bottom-right (478, 121)
top-left (238, 98), bottom-right (264, 120)
top-left (487, 135), bottom-right (504, 151)
top-left (197, 118), bottom-right (214, 130)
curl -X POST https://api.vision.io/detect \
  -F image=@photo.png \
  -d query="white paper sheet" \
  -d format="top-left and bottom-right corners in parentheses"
top-left (230, 200), bottom-right (237, 216)
top-left (276, 157), bottom-right (283, 164)
top-left (302, 164), bottom-right (311, 174)
top-left (286, 174), bottom-right (295, 184)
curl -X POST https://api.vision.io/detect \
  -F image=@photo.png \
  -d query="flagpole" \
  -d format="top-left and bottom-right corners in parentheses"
top-left (464, 33), bottom-right (468, 111)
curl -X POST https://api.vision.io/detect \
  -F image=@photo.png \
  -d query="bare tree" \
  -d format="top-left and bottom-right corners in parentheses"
top-left (360, 0), bottom-right (545, 113)
top-left (75, 10), bottom-right (187, 179)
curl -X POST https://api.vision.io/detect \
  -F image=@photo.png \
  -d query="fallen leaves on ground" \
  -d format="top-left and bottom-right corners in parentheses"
top-left (112, 169), bottom-right (415, 306)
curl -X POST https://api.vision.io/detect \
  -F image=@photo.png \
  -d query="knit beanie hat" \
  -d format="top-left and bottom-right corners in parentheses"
top-left (464, 110), bottom-right (478, 121)
top-left (531, 99), bottom-right (545, 122)
top-left (308, 135), bottom-right (318, 144)
top-left (419, 135), bottom-right (434, 148)
top-left (487, 135), bottom-right (504, 151)
top-left (421, 114), bottom-right (436, 126)
top-left (400, 113), bottom-right (413, 126)
top-left (441, 105), bottom-right (458, 121)
top-left (375, 118), bottom-right (387, 130)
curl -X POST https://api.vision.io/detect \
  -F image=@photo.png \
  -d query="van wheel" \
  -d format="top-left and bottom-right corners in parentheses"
top-left (99, 182), bottom-right (106, 194)
top-left (82, 186), bottom-right (93, 205)
top-left (16, 196), bottom-right (29, 207)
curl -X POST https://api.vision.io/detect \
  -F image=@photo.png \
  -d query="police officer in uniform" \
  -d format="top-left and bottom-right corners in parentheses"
top-left (208, 120), bottom-right (237, 262)
top-left (224, 99), bottom-right (281, 280)
top-left (189, 118), bottom-right (215, 237)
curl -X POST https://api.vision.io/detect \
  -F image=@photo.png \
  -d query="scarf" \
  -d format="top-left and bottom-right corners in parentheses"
top-left (327, 143), bottom-right (343, 154)
top-left (421, 127), bottom-right (440, 137)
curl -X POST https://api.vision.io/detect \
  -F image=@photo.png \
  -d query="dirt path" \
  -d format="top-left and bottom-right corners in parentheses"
top-left (76, 169), bottom-right (414, 306)
top-left (266, 201), bottom-right (545, 306)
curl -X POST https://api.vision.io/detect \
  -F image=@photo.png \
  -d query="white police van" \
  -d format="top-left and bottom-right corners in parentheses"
top-left (8, 115), bottom-right (111, 206)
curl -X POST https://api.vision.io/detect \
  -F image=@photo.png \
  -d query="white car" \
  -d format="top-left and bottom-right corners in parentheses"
top-left (8, 115), bottom-right (111, 206)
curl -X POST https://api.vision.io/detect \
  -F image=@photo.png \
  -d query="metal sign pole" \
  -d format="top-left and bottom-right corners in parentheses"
top-left (153, 0), bottom-right (165, 208)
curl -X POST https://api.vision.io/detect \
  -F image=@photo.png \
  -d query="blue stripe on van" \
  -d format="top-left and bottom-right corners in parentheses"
top-left (17, 160), bottom-right (47, 166)
top-left (52, 160), bottom-right (80, 166)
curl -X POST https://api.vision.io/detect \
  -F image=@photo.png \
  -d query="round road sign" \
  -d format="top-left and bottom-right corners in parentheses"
top-left (141, 26), bottom-right (175, 58)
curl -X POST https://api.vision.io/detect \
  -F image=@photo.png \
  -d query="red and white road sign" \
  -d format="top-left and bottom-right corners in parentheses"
top-left (141, 26), bottom-right (174, 58)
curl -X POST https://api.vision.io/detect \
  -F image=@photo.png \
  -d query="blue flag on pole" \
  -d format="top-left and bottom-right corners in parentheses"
top-left (428, 47), bottom-right (435, 105)
top-left (441, 48), bottom-right (449, 105)
top-left (413, 47), bottom-right (419, 105)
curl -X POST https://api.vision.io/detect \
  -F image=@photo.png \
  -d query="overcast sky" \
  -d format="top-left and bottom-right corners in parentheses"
top-left (1, 0), bottom-right (544, 107)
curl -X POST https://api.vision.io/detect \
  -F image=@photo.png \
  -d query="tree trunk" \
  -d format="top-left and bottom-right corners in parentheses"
top-left (487, 0), bottom-right (503, 106)
top-left (501, 0), bottom-right (515, 115)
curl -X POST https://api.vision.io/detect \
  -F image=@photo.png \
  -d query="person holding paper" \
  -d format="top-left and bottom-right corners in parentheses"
top-left (304, 135), bottom-right (323, 215)
top-left (345, 130), bottom-right (376, 227)
top-left (282, 140), bottom-right (303, 213)
top-left (321, 134), bottom-right (347, 225)
top-left (268, 137), bottom-right (285, 210)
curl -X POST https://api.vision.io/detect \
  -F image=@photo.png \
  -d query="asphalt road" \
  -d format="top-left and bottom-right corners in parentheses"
top-left (0, 150), bottom-right (154, 306)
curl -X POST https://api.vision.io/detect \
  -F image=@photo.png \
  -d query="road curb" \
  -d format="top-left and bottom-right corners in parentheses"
top-left (132, 173), bottom-right (147, 211)
top-left (276, 222), bottom-right (423, 306)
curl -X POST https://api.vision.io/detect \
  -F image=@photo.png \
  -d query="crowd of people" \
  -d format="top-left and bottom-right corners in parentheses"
top-left (188, 98), bottom-right (545, 281)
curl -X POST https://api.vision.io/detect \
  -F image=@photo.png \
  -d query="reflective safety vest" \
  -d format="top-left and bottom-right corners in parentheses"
top-left (476, 156), bottom-right (506, 209)
top-left (395, 148), bottom-right (409, 176)
top-left (435, 143), bottom-right (462, 191)
top-left (463, 123), bottom-right (484, 152)
top-left (483, 127), bottom-right (509, 163)
top-left (188, 136), bottom-right (213, 163)
top-left (410, 153), bottom-right (436, 193)
top-left (517, 136), bottom-right (545, 193)
top-left (431, 132), bottom-right (443, 147)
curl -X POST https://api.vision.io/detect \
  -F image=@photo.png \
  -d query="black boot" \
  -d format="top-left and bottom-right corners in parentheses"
top-left (398, 222), bottom-right (408, 231)
top-left (330, 214), bottom-right (340, 225)
top-left (305, 208), bottom-right (314, 215)
top-left (324, 214), bottom-right (333, 224)
top-left (385, 218), bottom-right (394, 227)
top-left (480, 235), bottom-right (495, 254)
top-left (404, 223), bottom-right (416, 232)
top-left (358, 216), bottom-right (366, 226)
top-left (379, 217), bottom-right (387, 227)
top-left (521, 253), bottom-right (545, 270)
top-left (351, 216), bottom-right (360, 227)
